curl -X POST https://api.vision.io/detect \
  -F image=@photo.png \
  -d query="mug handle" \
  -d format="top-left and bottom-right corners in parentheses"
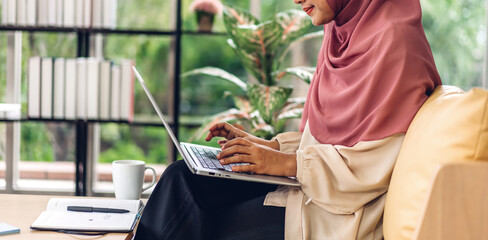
top-left (142, 166), bottom-right (157, 192)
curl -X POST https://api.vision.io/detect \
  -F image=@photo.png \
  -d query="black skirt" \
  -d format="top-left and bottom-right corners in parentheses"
top-left (134, 160), bottom-right (286, 240)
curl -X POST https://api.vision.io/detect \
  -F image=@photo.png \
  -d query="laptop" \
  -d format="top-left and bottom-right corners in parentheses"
top-left (132, 66), bottom-right (300, 186)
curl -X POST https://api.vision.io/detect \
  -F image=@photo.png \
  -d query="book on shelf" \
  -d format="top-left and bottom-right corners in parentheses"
top-left (92, 0), bottom-right (102, 28)
top-left (28, 57), bottom-right (41, 118)
top-left (103, 0), bottom-right (117, 29)
top-left (1, 0), bottom-right (6, 25)
top-left (41, 58), bottom-right (54, 119)
top-left (3, 0), bottom-right (17, 25)
top-left (110, 64), bottom-right (121, 120)
top-left (86, 58), bottom-right (100, 120)
top-left (64, 58), bottom-right (77, 120)
top-left (26, 0), bottom-right (37, 26)
top-left (99, 60), bottom-right (112, 121)
top-left (53, 58), bottom-right (65, 119)
top-left (28, 57), bottom-right (134, 121)
top-left (37, 0), bottom-right (45, 26)
top-left (16, 0), bottom-right (26, 25)
top-left (76, 58), bottom-right (87, 120)
top-left (63, 0), bottom-right (75, 27)
top-left (37, 0), bottom-right (48, 26)
top-left (47, 0), bottom-right (56, 26)
top-left (0, 103), bottom-right (21, 120)
top-left (83, 0), bottom-right (92, 28)
top-left (1, 0), bottom-right (117, 28)
top-left (31, 198), bottom-right (143, 233)
top-left (75, 0), bottom-right (84, 28)
top-left (56, 0), bottom-right (63, 27)
top-left (120, 59), bottom-right (135, 122)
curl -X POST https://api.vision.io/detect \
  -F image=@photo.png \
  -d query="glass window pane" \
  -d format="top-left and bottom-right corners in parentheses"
top-left (22, 32), bottom-right (77, 58)
top-left (18, 122), bottom-right (76, 191)
top-left (117, 0), bottom-right (172, 31)
top-left (13, 32), bottom-right (79, 192)
top-left (180, 35), bottom-right (245, 118)
top-left (93, 124), bottom-right (166, 195)
top-left (422, 0), bottom-right (486, 90)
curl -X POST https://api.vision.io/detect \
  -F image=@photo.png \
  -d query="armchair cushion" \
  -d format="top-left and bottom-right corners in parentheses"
top-left (383, 85), bottom-right (488, 240)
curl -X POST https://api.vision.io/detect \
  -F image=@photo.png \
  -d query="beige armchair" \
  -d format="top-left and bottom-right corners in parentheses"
top-left (383, 86), bottom-right (488, 240)
top-left (414, 162), bottom-right (488, 239)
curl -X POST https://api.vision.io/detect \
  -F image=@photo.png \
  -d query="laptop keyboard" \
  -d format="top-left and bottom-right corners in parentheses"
top-left (190, 146), bottom-right (247, 172)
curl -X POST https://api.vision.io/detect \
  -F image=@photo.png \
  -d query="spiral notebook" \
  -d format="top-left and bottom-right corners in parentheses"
top-left (30, 198), bottom-right (143, 233)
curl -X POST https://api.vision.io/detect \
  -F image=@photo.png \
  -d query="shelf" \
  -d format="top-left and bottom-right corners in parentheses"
top-left (0, 118), bottom-right (202, 128)
top-left (0, 118), bottom-right (131, 124)
top-left (0, 26), bottom-right (226, 36)
top-left (1, 0), bottom-right (196, 195)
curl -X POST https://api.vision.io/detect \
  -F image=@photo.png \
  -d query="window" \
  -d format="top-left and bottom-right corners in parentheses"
top-left (421, 0), bottom-right (486, 89)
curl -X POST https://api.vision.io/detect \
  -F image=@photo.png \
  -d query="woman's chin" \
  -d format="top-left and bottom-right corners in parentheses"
top-left (311, 17), bottom-right (331, 26)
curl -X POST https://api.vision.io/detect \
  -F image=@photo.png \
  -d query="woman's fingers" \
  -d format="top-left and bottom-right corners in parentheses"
top-left (217, 140), bottom-right (227, 148)
top-left (218, 144), bottom-right (252, 160)
top-left (205, 123), bottom-right (228, 141)
top-left (222, 137), bottom-right (252, 149)
top-left (205, 122), bottom-right (244, 141)
top-left (231, 164), bottom-right (257, 173)
top-left (219, 154), bottom-right (254, 165)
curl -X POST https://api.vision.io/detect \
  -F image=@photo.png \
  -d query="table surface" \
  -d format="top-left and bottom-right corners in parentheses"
top-left (0, 194), bottom-right (136, 240)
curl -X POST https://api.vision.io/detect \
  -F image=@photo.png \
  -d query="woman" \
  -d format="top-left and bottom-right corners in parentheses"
top-left (135, 0), bottom-right (441, 239)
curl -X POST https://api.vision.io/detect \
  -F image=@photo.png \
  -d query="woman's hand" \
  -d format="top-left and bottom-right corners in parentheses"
top-left (217, 138), bottom-right (297, 177)
top-left (205, 122), bottom-right (279, 150)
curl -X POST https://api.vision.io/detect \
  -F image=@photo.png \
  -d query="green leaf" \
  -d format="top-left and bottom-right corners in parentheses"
top-left (275, 10), bottom-right (313, 45)
top-left (277, 108), bottom-right (303, 121)
top-left (233, 21), bottom-right (283, 54)
top-left (281, 97), bottom-right (306, 113)
top-left (181, 66), bottom-right (247, 91)
top-left (231, 21), bottom-right (282, 85)
top-left (228, 39), bottom-right (270, 85)
top-left (274, 98), bottom-right (306, 131)
top-left (232, 95), bottom-right (253, 114)
top-left (223, 6), bottom-right (260, 37)
top-left (250, 123), bottom-right (275, 139)
top-left (247, 111), bottom-right (275, 139)
top-left (274, 66), bottom-right (315, 84)
top-left (247, 83), bottom-right (293, 123)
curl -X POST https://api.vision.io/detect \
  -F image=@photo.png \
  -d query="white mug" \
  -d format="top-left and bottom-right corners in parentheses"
top-left (112, 160), bottom-right (157, 200)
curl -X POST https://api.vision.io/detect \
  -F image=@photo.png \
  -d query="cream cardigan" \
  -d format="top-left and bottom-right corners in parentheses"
top-left (264, 122), bottom-right (405, 239)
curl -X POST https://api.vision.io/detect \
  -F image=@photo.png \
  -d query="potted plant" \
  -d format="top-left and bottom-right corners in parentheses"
top-left (189, 0), bottom-right (223, 32)
top-left (183, 5), bottom-right (322, 140)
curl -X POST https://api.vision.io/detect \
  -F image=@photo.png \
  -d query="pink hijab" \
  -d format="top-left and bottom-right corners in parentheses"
top-left (300, 0), bottom-right (442, 147)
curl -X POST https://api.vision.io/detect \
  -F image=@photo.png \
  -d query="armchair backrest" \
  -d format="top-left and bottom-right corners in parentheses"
top-left (383, 85), bottom-right (488, 239)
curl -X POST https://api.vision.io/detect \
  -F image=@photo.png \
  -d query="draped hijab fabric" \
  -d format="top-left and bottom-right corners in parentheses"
top-left (300, 0), bottom-right (442, 147)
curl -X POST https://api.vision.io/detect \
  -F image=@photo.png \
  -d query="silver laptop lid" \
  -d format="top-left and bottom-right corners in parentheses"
top-left (132, 66), bottom-right (186, 156)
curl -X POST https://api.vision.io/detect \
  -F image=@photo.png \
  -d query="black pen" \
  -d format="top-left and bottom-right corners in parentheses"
top-left (67, 206), bottom-right (130, 213)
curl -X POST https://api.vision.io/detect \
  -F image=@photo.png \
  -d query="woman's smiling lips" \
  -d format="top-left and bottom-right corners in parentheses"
top-left (303, 6), bottom-right (314, 15)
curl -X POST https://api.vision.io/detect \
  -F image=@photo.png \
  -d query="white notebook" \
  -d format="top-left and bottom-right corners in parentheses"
top-left (31, 198), bottom-right (143, 233)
